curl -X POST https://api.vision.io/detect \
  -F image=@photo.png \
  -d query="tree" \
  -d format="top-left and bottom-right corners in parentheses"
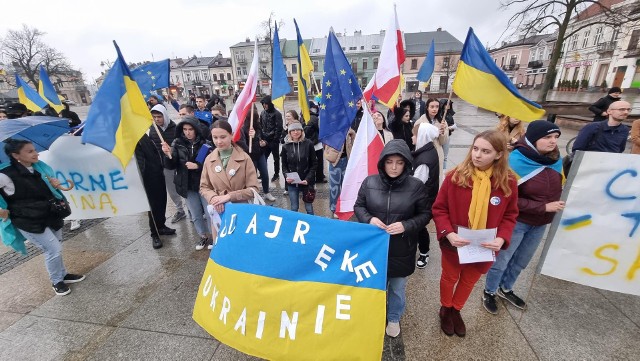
top-left (502, 0), bottom-right (639, 103)
top-left (258, 12), bottom-right (285, 80)
top-left (439, 55), bottom-right (459, 93)
top-left (0, 24), bottom-right (72, 87)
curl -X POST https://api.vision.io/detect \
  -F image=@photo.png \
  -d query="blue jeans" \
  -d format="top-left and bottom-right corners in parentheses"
top-left (329, 157), bottom-right (348, 213)
top-left (18, 227), bottom-right (66, 284)
top-left (387, 277), bottom-right (408, 323)
top-left (252, 154), bottom-right (270, 194)
top-left (287, 184), bottom-right (314, 214)
top-left (185, 190), bottom-right (211, 236)
top-left (442, 139), bottom-right (450, 169)
top-left (485, 221), bottom-right (547, 294)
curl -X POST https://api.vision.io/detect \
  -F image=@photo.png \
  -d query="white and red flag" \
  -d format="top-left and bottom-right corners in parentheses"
top-left (228, 40), bottom-right (259, 141)
top-left (363, 5), bottom-right (405, 108)
top-left (335, 104), bottom-right (385, 220)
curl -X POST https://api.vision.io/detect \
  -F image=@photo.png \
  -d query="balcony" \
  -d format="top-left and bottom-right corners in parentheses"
top-left (236, 58), bottom-right (247, 65)
top-left (625, 47), bottom-right (640, 58)
top-left (597, 41), bottom-right (616, 54)
top-left (259, 57), bottom-right (269, 63)
top-left (528, 60), bottom-right (543, 69)
top-left (502, 64), bottom-right (520, 71)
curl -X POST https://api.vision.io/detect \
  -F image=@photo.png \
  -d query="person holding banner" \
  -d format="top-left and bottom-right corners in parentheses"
top-left (281, 122), bottom-right (317, 215)
top-left (354, 139), bottom-right (430, 338)
top-left (0, 139), bottom-right (85, 296)
top-left (200, 120), bottom-right (259, 215)
top-left (483, 120), bottom-right (563, 314)
top-left (432, 130), bottom-right (518, 337)
top-left (162, 116), bottom-right (213, 251)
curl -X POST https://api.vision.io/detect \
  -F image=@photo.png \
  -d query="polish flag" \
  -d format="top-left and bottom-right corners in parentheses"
top-left (363, 5), bottom-right (405, 108)
top-left (335, 103), bottom-right (385, 220)
top-left (228, 40), bottom-right (259, 142)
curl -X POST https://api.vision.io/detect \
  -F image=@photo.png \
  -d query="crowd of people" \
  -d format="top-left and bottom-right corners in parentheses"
top-left (0, 86), bottom-right (635, 343)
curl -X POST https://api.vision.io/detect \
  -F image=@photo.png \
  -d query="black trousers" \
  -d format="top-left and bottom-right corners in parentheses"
top-left (142, 170), bottom-right (167, 236)
top-left (418, 227), bottom-right (430, 254)
top-left (315, 149), bottom-right (325, 182)
top-left (262, 141), bottom-right (280, 176)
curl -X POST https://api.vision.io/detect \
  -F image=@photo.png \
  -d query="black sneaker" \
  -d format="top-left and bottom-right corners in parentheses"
top-left (416, 253), bottom-right (429, 269)
top-left (152, 235), bottom-right (163, 249)
top-left (271, 174), bottom-right (279, 182)
top-left (158, 226), bottom-right (176, 235)
top-left (482, 291), bottom-right (499, 315)
top-left (498, 288), bottom-right (527, 309)
top-left (195, 236), bottom-right (208, 251)
top-left (53, 281), bottom-right (71, 296)
top-left (63, 273), bottom-right (85, 283)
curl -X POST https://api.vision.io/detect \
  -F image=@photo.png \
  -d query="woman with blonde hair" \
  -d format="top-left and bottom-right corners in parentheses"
top-left (496, 115), bottom-right (525, 151)
top-left (432, 129), bottom-right (519, 337)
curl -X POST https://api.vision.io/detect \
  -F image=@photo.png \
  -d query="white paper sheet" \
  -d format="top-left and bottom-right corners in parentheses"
top-left (456, 227), bottom-right (496, 264)
top-left (285, 172), bottom-right (303, 184)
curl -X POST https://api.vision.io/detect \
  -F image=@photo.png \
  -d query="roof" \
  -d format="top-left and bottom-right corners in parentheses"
top-left (404, 30), bottom-right (464, 55)
top-left (281, 39), bottom-right (311, 57)
top-left (575, 0), bottom-right (624, 21)
top-left (209, 57), bottom-right (232, 68)
top-left (230, 39), bottom-right (272, 48)
top-left (182, 57), bottom-right (216, 68)
top-left (491, 34), bottom-right (552, 52)
top-left (309, 32), bottom-right (384, 57)
top-left (170, 58), bottom-right (185, 69)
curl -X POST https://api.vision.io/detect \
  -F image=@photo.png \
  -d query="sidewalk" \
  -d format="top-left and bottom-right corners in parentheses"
top-left (0, 99), bottom-right (638, 360)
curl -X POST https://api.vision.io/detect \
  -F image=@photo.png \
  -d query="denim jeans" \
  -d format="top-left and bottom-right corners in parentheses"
top-left (387, 277), bottom-right (408, 323)
top-left (18, 227), bottom-right (66, 284)
top-left (185, 190), bottom-right (212, 236)
top-left (442, 139), bottom-right (450, 169)
top-left (329, 157), bottom-right (348, 213)
top-left (287, 184), bottom-right (314, 214)
top-left (261, 141), bottom-right (280, 175)
top-left (252, 154), bottom-right (270, 194)
top-left (163, 168), bottom-right (184, 211)
top-left (485, 221), bottom-right (547, 294)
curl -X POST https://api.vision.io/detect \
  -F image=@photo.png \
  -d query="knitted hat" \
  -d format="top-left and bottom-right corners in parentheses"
top-left (525, 120), bottom-right (561, 144)
top-left (287, 122), bottom-right (304, 132)
top-left (608, 87), bottom-right (622, 94)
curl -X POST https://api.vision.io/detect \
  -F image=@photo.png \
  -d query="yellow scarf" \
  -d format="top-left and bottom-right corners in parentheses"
top-left (468, 167), bottom-right (493, 230)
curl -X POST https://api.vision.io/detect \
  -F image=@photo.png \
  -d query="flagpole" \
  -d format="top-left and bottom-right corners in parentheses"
top-left (440, 89), bottom-right (454, 134)
top-left (152, 121), bottom-right (172, 159)
top-left (249, 105), bottom-right (254, 153)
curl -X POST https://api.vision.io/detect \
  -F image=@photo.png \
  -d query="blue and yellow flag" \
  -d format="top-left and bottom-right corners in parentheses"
top-left (193, 204), bottom-right (388, 360)
top-left (509, 148), bottom-right (564, 185)
top-left (318, 30), bottom-right (363, 151)
top-left (38, 66), bottom-right (64, 113)
top-left (15, 74), bottom-right (47, 112)
top-left (81, 41), bottom-right (152, 168)
top-left (130, 59), bottom-right (170, 100)
top-left (271, 22), bottom-right (291, 111)
top-left (294, 19), bottom-right (313, 122)
top-left (416, 39), bottom-right (435, 87)
top-left (453, 28), bottom-right (545, 122)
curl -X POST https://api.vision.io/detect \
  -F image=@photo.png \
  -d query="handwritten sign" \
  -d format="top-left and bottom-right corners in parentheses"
top-left (193, 203), bottom-right (389, 360)
top-left (39, 136), bottom-right (150, 220)
top-left (540, 151), bottom-right (640, 296)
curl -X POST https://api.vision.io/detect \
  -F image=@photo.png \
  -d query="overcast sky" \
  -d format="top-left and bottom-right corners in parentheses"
top-left (2, 0), bottom-right (525, 83)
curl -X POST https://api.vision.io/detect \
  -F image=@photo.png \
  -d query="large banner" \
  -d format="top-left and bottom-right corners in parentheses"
top-left (193, 203), bottom-right (389, 360)
top-left (540, 151), bottom-right (640, 296)
top-left (39, 136), bottom-right (150, 220)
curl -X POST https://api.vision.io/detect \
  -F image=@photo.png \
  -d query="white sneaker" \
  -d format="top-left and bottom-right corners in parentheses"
top-left (283, 190), bottom-right (288, 195)
top-left (386, 322), bottom-right (400, 337)
top-left (70, 220), bottom-right (81, 231)
top-left (264, 193), bottom-right (276, 202)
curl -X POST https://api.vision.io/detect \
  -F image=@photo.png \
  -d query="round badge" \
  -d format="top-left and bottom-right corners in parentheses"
top-left (490, 196), bottom-right (501, 206)
top-left (229, 169), bottom-right (236, 177)
top-left (214, 165), bottom-right (222, 173)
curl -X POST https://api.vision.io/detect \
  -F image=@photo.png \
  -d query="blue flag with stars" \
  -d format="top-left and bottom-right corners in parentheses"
top-left (319, 30), bottom-right (363, 151)
top-left (130, 59), bottom-right (170, 100)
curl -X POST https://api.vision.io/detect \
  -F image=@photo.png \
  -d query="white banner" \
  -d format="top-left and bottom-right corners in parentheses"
top-left (540, 151), bottom-right (640, 296)
top-left (39, 136), bottom-right (150, 220)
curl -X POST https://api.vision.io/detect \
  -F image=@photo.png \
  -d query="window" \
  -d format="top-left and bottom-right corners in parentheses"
top-left (351, 59), bottom-right (358, 73)
top-left (582, 30), bottom-right (590, 48)
top-left (373, 57), bottom-right (379, 69)
top-left (293, 80), bottom-right (298, 92)
top-left (501, 56), bottom-right (505, 66)
top-left (360, 46), bottom-right (364, 50)
top-left (194, 71), bottom-right (200, 81)
top-left (509, 55), bottom-right (517, 66)
top-left (202, 71), bottom-right (209, 81)
top-left (212, 74), bottom-right (217, 81)
top-left (571, 34), bottom-right (578, 50)
top-left (443, 56), bottom-right (451, 68)
top-left (292, 64), bottom-right (297, 74)
top-left (411, 59), bottom-right (418, 70)
top-left (185, 72), bottom-right (192, 82)
top-left (236, 67), bottom-right (242, 76)
top-left (628, 29), bottom-right (640, 50)
top-left (531, 49), bottom-right (537, 61)
top-left (372, 45), bottom-right (380, 49)
top-left (349, 46), bottom-right (357, 51)
top-left (227, 73), bottom-right (232, 80)
top-left (594, 27), bottom-right (603, 45)
top-left (313, 49), bottom-right (320, 53)
top-left (242, 67), bottom-right (247, 76)
top-left (313, 61), bottom-right (319, 72)
top-left (362, 59), bottom-right (368, 70)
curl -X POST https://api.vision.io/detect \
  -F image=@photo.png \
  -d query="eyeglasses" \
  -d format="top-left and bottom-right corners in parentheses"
top-left (611, 108), bottom-right (632, 111)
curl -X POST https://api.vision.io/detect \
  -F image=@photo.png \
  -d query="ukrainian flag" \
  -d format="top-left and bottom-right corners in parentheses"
top-left (453, 28), bottom-right (545, 122)
top-left (81, 41), bottom-right (152, 168)
top-left (271, 22), bottom-right (291, 111)
top-left (15, 74), bottom-right (48, 112)
top-left (509, 148), bottom-right (564, 185)
top-left (38, 66), bottom-right (64, 113)
top-left (295, 19), bottom-right (313, 122)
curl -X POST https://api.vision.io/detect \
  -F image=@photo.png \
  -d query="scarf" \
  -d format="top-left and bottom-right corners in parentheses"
top-left (511, 140), bottom-right (564, 185)
top-left (219, 148), bottom-right (233, 169)
top-left (468, 167), bottom-right (493, 230)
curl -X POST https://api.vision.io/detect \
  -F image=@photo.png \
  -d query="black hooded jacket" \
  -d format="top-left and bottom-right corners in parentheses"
top-left (354, 140), bottom-right (430, 278)
top-left (390, 100), bottom-right (417, 151)
top-left (259, 96), bottom-right (283, 142)
top-left (589, 94), bottom-right (621, 122)
top-left (164, 116), bottom-right (210, 197)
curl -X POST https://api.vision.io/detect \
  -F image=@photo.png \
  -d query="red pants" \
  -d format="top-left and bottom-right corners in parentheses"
top-left (440, 250), bottom-right (484, 310)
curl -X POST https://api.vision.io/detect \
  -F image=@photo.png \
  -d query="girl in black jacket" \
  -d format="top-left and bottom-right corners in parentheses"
top-left (162, 116), bottom-right (212, 250)
top-left (281, 122), bottom-right (317, 215)
top-left (354, 140), bottom-right (430, 338)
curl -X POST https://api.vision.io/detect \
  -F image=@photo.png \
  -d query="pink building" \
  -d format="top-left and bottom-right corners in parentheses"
top-left (489, 34), bottom-right (554, 88)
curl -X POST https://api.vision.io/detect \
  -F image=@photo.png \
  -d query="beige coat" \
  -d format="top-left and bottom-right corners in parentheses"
top-left (631, 119), bottom-right (640, 155)
top-left (414, 115), bottom-right (449, 179)
top-left (200, 146), bottom-right (259, 204)
top-left (323, 128), bottom-right (357, 165)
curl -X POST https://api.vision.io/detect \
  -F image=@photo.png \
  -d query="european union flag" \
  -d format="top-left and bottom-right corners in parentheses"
top-left (130, 59), bottom-right (170, 100)
top-left (319, 30), bottom-right (363, 151)
top-left (82, 41), bottom-right (152, 168)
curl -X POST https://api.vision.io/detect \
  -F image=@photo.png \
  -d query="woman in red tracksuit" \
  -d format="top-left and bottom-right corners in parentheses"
top-left (432, 129), bottom-right (518, 337)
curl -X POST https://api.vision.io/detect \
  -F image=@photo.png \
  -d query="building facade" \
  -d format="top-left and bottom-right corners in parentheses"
top-left (489, 34), bottom-right (551, 87)
top-left (229, 38), bottom-right (272, 95)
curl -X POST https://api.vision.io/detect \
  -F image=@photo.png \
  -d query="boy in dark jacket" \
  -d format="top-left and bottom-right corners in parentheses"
top-left (259, 96), bottom-right (283, 182)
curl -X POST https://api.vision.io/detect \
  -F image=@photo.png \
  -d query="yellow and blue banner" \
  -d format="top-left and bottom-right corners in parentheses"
top-left (453, 28), bottom-right (545, 122)
top-left (15, 74), bottom-right (47, 112)
top-left (193, 203), bottom-right (389, 361)
top-left (81, 41), bottom-right (152, 168)
top-left (38, 66), bottom-right (64, 113)
top-left (271, 22), bottom-right (291, 111)
top-left (294, 19), bottom-right (313, 122)
top-left (509, 148), bottom-right (564, 185)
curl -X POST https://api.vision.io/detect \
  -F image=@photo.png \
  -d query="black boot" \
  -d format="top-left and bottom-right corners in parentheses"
top-left (152, 235), bottom-right (163, 249)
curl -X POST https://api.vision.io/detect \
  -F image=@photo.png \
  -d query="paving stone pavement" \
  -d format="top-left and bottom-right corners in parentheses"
top-left (0, 94), bottom-right (639, 360)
